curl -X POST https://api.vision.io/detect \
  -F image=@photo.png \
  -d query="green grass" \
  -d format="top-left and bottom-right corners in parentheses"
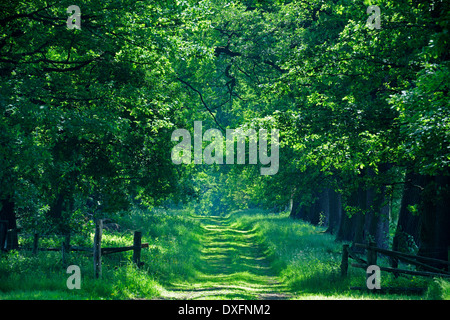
top-left (228, 209), bottom-right (447, 300)
top-left (160, 213), bottom-right (290, 300)
top-left (425, 278), bottom-right (450, 300)
top-left (0, 208), bottom-right (202, 300)
top-left (1, 208), bottom-right (448, 300)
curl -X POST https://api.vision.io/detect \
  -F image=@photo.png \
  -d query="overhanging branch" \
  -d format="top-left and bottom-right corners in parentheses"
top-left (176, 77), bottom-right (224, 132)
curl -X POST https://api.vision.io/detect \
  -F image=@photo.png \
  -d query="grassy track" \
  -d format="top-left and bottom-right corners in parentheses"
top-left (160, 210), bottom-right (442, 300)
top-left (1, 209), bottom-right (447, 300)
top-left (160, 214), bottom-right (292, 300)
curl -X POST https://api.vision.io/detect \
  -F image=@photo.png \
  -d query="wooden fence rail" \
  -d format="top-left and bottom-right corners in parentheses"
top-left (341, 242), bottom-right (450, 279)
top-left (24, 243), bottom-right (149, 255)
top-left (1, 219), bottom-right (148, 280)
top-left (355, 243), bottom-right (450, 268)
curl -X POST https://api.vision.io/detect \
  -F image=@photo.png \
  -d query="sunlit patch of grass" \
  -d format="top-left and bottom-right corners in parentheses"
top-left (2, 208), bottom-right (439, 300)
top-left (161, 212), bottom-right (290, 300)
top-left (228, 211), bottom-right (343, 295)
top-left (426, 278), bottom-right (450, 300)
top-left (228, 210), bottom-right (432, 299)
top-left (0, 208), bottom-right (202, 300)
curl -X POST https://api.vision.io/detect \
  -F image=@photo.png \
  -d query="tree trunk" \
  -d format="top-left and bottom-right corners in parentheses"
top-left (306, 194), bottom-right (320, 225)
top-left (0, 197), bottom-right (17, 230)
top-left (365, 170), bottom-right (390, 250)
top-left (304, 189), bottom-right (329, 226)
top-left (49, 193), bottom-right (65, 220)
top-left (376, 202), bottom-right (390, 249)
top-left (433, 174), bottom-right (450, 266)
top-left (352, 185), bottom-right (367, 248)
top-left (0, 197), bottom-right (18, 250)
top-left (326, 189), bottom-right (341, 234)
top-left (336, 190), bottom-right (358, 242)
top-left (289, 194), bottom-right (302, 219)
top-left (418, 171), bottom-right (450, 269)
top-left (393, 171), bottom-right (423, 253)
top-left (336, 211), bottom-right (354, 241)
top-left (298, 204), bottom-right (311, 221)
top-left (48, 191), bottom-right (74, 234)
top-left (317, 188), bottom-right (330, 227)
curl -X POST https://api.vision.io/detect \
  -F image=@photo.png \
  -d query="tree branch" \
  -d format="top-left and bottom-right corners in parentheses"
top-left (176, 77), bottom-right (224, 132)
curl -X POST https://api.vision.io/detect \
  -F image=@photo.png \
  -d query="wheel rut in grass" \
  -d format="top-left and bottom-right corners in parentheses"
top-left (161, 215), bottom-right (292, 300)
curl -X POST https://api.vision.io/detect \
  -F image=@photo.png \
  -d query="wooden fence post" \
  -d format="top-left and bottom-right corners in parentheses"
top-left (133, 231), bottom-right (142, 267)
top-left (62, 234), bottom-right (71, 265)
top-left (64, 234), bottom-right (71, 252)
top-left (61, 241), bottom-right (66, 265)
top-left (93, 219), bottom-right (103, 279)
top-left (366, 241), bottom-right (377, 289)
top-left (367, 240), bottom-right (377, 266)
top-left (341, 244), bottom-right (349, 277)
top-left (32, 233), bottom-right (39, 255)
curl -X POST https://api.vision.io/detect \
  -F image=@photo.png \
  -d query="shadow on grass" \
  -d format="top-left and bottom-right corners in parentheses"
top-left (161, 215), bottom-right (292, 300)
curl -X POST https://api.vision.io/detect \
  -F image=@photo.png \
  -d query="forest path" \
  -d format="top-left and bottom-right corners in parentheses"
top-left (160, 214), bottom-right (292, 300)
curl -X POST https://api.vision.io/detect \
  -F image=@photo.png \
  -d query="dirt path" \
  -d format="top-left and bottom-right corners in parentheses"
top-left (160, 215), bottom-right (292, 300)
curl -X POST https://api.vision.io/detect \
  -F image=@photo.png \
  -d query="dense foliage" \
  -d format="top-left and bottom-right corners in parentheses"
top-left (1, 0), bottom-right (449, 264)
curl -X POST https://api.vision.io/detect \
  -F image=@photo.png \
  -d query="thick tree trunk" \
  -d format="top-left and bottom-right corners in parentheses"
top-left (0, 197), bottom-right (18, 250)
top-left (317, 188), bottom-right (330, 227)
top-left (289, 194), bottom-right (302, 219)
top-left (365, 183), bottom-right (389, 249)
top-left (48, 191), bottom-right (74, 234)
top-left (418, 172), bottom-right (450, 269)
top-left (336, 211), bottom-right (354, 242)
top-left (433, 174), bottom-right (450, 266)
top-left (299, 204), bottom-right (311, 221)
top-left (366, 165), bottom-right (391, 249)
top-left (0, 197), bottom-right (17, 230)
top-left (376, 203), bottom-right (390, 249)
top-left (393, 171), bottom-right (423, 253)
top-left (352, 186), bottom-right (366, 249)
top-left (49, 193), bottom-right (65, 220)
top-left (326, 189), bottom-right (341, 234)
top-left (336, 189), bottom-right (358, 242)
top-left (304, 188), bottom-right (330, 226)
top-left (306, 192), bottom-right (320, 225)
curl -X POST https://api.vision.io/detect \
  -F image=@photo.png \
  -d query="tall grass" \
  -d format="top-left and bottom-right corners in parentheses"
top-left (0, 208), bottom-right (202, 300)
top-left (229, 210), bottom-right (444, 299)
top-left (1, 207), bottom-right (447, 300)
top-left (230, 210), bottom-right (346, 296)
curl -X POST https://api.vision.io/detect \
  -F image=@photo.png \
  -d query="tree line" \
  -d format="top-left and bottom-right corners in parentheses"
top-left (1, 0), bottom-right (449, 268)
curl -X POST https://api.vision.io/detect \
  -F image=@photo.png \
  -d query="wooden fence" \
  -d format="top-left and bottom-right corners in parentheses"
top-left (340, 241), bottom-right (450, 293)
top-left (1, 219), bottom-right (148, 279)
top-left (341, 241), bottom-right (450, 282)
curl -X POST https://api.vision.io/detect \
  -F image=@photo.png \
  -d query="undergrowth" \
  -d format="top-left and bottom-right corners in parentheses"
top-left (1, 208), bottom-right (448, 300)
top-left (229, 209), bottom-right (447, 300)
top-left (0, 208), bottom-right (202, 300)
